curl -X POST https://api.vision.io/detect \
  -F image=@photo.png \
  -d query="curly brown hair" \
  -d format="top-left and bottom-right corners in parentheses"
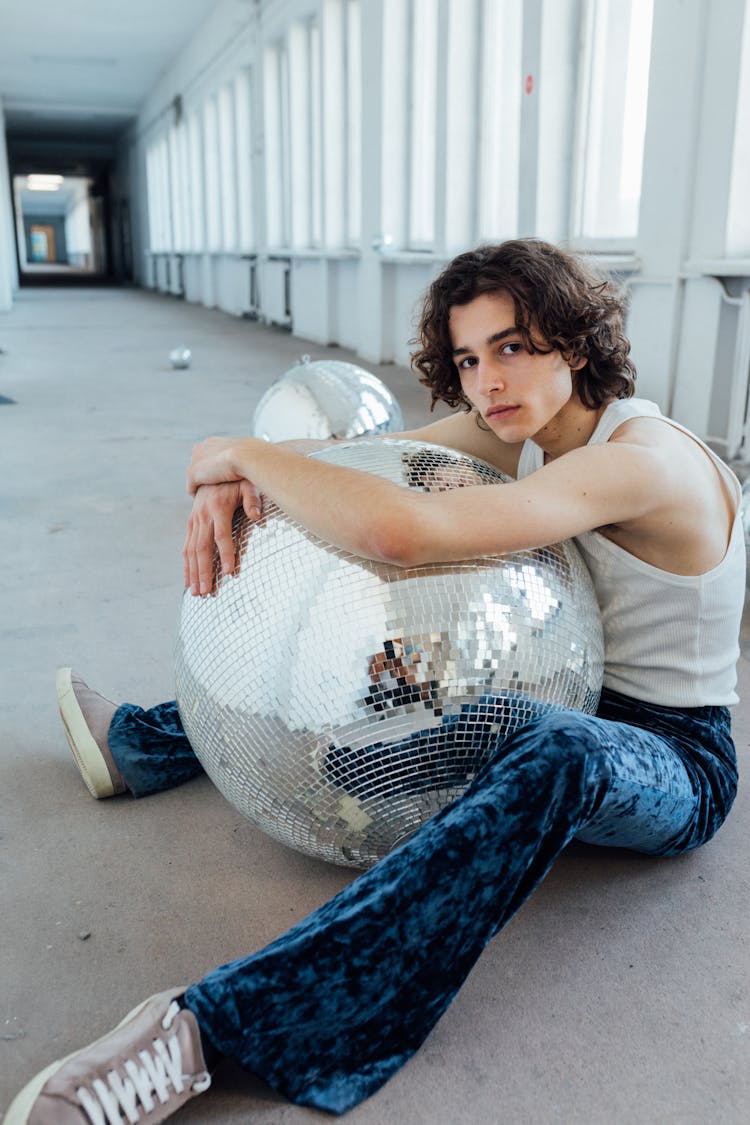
top-left (412, 240), bottom-right (636, 411)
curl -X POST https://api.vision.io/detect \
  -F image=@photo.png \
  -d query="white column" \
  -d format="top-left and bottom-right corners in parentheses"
top-left (627, 0), bottom-right (712, 412)
top-left (431, 0), bottom-right (450, 256)
top-left (321, 0), bottom-right (345, 249)
top-left (535, 0), bottom-right (580, 243)
top-left (688, 0), bottom-right (749, 261)
top-left (357, 0), bottom-right (390, 363)
top-left (628, 0), bottom-right (749, 434)
top-left (517, 0), bottom-right (542, 237)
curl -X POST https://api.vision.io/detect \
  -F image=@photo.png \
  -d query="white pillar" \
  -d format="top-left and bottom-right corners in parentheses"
top-left (629, 0), bottom-right (749, 432)
top-left (357, 0), bottom-right (390, 363)
top-left (688, 0), bottom-right (749, 261)
top-left (627, 0), bottom-right (706, 410)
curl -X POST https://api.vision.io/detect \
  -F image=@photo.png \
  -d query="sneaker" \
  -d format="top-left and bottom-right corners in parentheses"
top-left (56, 668), bottom-right (128, 799)
top-left (3, 989), bottom-right (211, 1124)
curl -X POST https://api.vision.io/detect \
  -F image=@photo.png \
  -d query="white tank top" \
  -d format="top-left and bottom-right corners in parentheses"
top-left (516, 398), bottom-right (745, 706)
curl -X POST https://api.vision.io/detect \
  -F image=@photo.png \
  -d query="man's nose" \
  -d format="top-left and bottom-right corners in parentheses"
top-left (476, 360), bottom-right (505, 394)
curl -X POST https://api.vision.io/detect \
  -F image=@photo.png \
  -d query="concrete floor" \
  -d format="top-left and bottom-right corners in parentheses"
top-left (1, 286), bottom-right (748, 1124)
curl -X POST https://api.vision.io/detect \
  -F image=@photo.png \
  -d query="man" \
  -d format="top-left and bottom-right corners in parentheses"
top-left (6, 241), bottom-right (742, 1123)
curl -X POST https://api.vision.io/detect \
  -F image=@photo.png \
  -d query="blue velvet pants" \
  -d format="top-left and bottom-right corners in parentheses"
top-left (108, 690), bottom-right (737, 1114)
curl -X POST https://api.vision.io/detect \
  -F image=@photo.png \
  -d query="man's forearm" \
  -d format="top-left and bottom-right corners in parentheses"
top-left (278, 437), bottom-right (338, 454)
top-left (188, 436), bottom-right (416, 563)
top-left (231, 440), bottom-right (407, 562)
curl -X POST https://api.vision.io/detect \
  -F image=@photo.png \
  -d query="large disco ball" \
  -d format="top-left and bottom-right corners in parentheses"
top-left (251, 356), bottom-right (404, 442)
top-left (175, 440), bottom-right (604, 868)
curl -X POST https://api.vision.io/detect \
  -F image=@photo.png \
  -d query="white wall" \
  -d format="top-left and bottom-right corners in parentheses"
top-left (64, 181), bottom-right (93, 268)
top-left (0, 99), bottom-right (19, 311)
top-left (120, 0), bottom-right (750, 457)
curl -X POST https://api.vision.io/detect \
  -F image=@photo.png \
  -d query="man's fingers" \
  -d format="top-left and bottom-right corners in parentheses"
top-left (182, 518), bottom-right (199, 593)
top-left (182, 532), bottom-right (191, 589)
top-left (214, 524), bottom-right (236, 579)
top-left (184, 482), bottom-right (250, 597)
top-left (183, 520), bottom-right (214, 597)
top-left (240, 479), bottom-right (262, 521)
top-left (195, 523), bottom-right (217, 596)
top-left (188, 528), bottom-right (203, 596)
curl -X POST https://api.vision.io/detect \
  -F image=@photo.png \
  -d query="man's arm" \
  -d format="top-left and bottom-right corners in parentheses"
top-left (187, 435), bottom-right (667, 569)
top-left (184, 412), bottom-right (518, 594)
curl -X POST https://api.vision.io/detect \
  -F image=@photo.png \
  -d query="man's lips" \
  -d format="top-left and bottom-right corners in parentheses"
top-left (486, 405), bottom-right (519, 420)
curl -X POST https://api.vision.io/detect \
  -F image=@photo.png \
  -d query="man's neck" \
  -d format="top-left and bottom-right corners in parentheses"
top-left (535, 397), bottom-right (611, 463)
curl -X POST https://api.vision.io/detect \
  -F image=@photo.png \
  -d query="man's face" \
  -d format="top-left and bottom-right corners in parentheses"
top-left (449, 291), bottom-right (580, 445)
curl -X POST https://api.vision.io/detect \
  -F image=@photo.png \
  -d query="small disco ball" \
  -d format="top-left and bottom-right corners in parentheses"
top-left (251, 355), bottom-right (404, 442)
top-left (175, 440), bottom-right (604, 868)
top-left (169, 346), bottom-right (192, 369)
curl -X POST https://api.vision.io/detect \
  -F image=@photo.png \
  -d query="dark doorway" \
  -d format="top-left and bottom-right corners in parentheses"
top-left (6, 132), bottom-right (132, 288)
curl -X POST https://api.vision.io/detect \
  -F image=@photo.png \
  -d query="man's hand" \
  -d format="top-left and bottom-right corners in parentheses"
top-left (183, 481), bottom-right (261, 596)
top-left (183, 436), bottom-right (336, 596)
top-left (187, 437), bottom-right (247, 494)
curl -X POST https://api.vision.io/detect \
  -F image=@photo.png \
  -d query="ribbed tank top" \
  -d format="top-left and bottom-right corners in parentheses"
top-left (516, 398), bottom-right (745, 706)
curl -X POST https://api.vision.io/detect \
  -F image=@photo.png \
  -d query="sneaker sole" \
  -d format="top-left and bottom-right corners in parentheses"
top-left (56, 667), bottom-right (116, 799)
top-left (2, 993), bottom-right (183, 1124)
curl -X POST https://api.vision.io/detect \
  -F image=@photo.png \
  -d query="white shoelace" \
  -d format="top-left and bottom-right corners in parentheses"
top-left (75, 1001), bottom-right (211, 1125)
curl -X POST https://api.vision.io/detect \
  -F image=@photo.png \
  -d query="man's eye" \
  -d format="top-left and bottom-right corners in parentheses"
top-left (501, 342), bottom-right (522, 356)
top-left (458, 356), bottom-right (477, 370)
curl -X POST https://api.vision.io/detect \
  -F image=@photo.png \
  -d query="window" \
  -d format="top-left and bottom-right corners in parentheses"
top-left (264, 42), bottom-right (290, 247)
top-left (444, 0), bottom-right (480, 251)
top-left (310, 25), bottom-right (323, 246)
top-left (476, 0), bottom-right (522, 241)
top-left (344, 0), bottom-right (361, 245)
top-left (381, 0), bottom-right (408, 249)
top-left (203, 97), bottom-right (222, 251)
top-left (408, 0), bottom-right (438, 247)
top-left (187, 112), bottom-right (205, 251)
top-left (234, 70), bottom-right (255, 251)
top-left (217, 84), bottom-right (238, 250)
top-left (321, 0), bottom-right (361, 249)
top-left (259, 1), bottom-right (363, 251)
top-left (184, 75), bottom-right (255, 255)
top-left (168, 122), bottom-right (189, 252)
top-left (146, 136), bottom-right (172, 252)
top-left (288, 20), bottom-right (322, 247)
top-left (572, 0), bottom-right (654, 243)
top-left (382, 0), bottom-right (522, 252)
top-left (145, 146), bottom-right (158, 250)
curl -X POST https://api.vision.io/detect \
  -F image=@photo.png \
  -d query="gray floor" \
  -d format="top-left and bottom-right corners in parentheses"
top-left (1, 287), bottom-right (748, 1124)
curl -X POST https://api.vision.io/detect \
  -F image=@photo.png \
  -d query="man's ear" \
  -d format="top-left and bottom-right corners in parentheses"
top-left (568, 354), bottom-right (587, 372)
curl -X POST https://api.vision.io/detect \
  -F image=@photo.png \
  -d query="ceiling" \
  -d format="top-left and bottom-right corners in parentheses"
top-left (0, 0), bottom-right (224, 141)
top-left (17, 176), bottom-right (90, 216)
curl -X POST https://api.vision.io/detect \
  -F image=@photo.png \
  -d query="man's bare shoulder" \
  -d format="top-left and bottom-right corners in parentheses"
top-left (608, 413), bottom-right (691, 453)
top-left (398, 410), bottom-right (522, 477)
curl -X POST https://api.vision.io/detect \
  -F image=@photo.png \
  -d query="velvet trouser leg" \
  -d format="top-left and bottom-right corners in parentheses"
top-left (107, 701), bottom-right (203, 796)
top-left (180, 694), bottom-right (737, 1114)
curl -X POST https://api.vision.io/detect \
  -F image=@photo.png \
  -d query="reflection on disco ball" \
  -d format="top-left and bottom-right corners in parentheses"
top-left (251, 355), bottom-right (404, 441)
top-left (175, 440), bottom-right (604, 869)
top-left (169, 347), bottom-right (192, 369)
